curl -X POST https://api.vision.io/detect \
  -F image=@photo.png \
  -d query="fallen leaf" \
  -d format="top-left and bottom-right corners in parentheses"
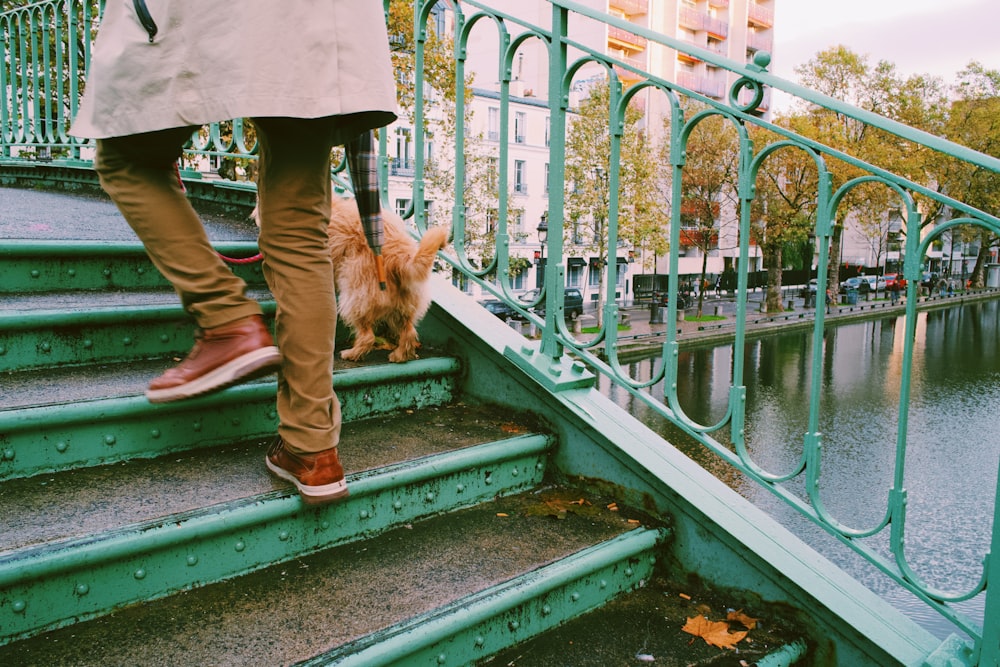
top-left (496, 513), bottom-right (509, 517)
top-left (727, 609), bottom-right (759, 630)
top-left (607, 502), bottom-right (619, 511)
top-left (681, 615), bottom-right (748, 650)
top-left (500, 422), bottom-right (527, 433)
top-left (627, 519), bottom-right (641, 525)
top-left (678, 593), bottom-right (691, 600)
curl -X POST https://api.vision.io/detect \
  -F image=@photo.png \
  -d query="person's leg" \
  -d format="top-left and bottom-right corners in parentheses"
top-left (253, 116), bottom-right (347, 504)
top-left (95, 128), bottom-right (280, 402)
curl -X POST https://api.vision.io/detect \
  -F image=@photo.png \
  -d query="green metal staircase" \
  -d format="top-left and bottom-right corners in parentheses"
top-left (0, 237), bottom-right (699, 665)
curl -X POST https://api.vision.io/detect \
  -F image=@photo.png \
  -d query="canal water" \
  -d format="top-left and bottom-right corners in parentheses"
top-left (598, 300), bottom-right (1000, 640)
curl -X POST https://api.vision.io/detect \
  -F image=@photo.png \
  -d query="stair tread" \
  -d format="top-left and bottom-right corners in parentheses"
top-left (1, 348), bottom-right (451, 409)
top-left (0, 485), bottom-right (643, 667)
top-left (0, 402), bottom-right (537, 553)
top-left (0, 287), bottom-right (272, 312)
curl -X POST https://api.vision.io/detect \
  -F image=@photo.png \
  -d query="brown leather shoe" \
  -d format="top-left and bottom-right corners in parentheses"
top-left (266, 437), bottom-right (349, 505)
top-left (146, 315), bottom-right (281, 403)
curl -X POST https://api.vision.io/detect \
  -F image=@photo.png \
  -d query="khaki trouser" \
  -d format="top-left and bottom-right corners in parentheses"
top-left (95, 117), bottom-right (341, 454)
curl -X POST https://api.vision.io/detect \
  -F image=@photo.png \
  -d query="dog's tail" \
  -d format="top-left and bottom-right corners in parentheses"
top-left (398, 226), bottom-right (449, 283)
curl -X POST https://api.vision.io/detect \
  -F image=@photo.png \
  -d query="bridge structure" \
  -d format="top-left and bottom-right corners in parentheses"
top-left (3, 1), bottom-right (1000, 665)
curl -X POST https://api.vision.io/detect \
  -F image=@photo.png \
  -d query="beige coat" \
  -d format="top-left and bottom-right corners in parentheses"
top-left (71, 0), bottom-right (397, 140)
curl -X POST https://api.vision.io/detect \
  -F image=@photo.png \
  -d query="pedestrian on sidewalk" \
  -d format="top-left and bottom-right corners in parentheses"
top-left (70, 1), bottom-right (397, 505)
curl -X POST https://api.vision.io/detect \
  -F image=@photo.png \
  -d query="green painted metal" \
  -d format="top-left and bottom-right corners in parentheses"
top-left (306, 527), bottom-right (666, 666)
top-left (5, 0), bottom-right (1000, 659)
top-left (0, 240), bottom-right (267, 293)
top-left (0, 433), bottom-right (551, 645)
top-left (0, 357), bottom-right (460, 481)
top-left (0, 302), bottom-right (277, 372)
top-left (752, 639), bottom-right (808, 667)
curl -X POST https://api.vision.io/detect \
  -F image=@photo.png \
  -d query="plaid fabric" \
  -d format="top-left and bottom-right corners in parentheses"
top-left (345, 131), bottom-right (383, 253)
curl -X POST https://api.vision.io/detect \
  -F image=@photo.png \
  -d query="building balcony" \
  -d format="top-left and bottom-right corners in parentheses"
top-left (746, 30), bottom-right (772, 53)
top-left (705, 16), bottom-right (729, 39)
top-left (675, 71), bottom-right (725, 99)
top-left (678, 6), bottom-right (710, 31)
top-left (609, 0), bottom-right (648, 17)
top-left (390, 157), bottom-right (415, 176)
top-left (608, 24), bottom-right (648, 52)
top-left (708, 0), bottom-right (729, 8)
top-left (748, 2), bottom-right (774, 28)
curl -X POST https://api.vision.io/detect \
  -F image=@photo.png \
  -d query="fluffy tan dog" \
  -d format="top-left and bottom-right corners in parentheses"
top-left (328, 196), bottom-right (449, 363)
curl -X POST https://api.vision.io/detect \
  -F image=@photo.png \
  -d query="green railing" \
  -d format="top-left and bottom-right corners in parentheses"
top-left (4, 0), bottom-right (1000, 661)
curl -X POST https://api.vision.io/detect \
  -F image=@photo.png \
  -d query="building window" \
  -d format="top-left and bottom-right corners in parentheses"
top-left (512, 210), bottom-right (524, 235)
top-left (514, 112), bottom-right (527, 144)
top-left (514, 160), bottom-right (527, 194)
top-left (512, 268), bottom-right (526, 290)
top-left (488, 107), bottom-right (500, 141)
top-left (567, 263), bottom-right (583, 287)
top-left (487, 157), bottom-right (499, 192)
top-left (395, 198), bottom-right (410, 218)
top-left (487, 208), bottom-right (497, 235)
top-left (544, 163), bottom-right (550, 195)
top-left (544, 116), bottom-right (550, 147)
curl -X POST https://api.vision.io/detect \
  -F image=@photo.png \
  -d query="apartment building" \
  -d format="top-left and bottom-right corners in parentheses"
top-left (384, 0), bottom-right (778, 303)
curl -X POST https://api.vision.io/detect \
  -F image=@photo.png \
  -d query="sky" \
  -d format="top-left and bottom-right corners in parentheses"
top-left (770, 0), bottom-right (1000, 107)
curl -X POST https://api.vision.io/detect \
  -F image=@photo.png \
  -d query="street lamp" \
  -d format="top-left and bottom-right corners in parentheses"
top-left (535, 212), bottom-right (548, 290)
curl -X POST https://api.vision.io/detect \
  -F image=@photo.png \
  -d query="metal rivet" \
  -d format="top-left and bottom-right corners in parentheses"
top-left (571, 592), bottom-right (580, 602)
top-left (393, 501), bottom-right (403, 510)
top-left (437, 655), bottom-right (447, 665)
top-left (235, 541), bottom-right (245, 552)
top-left (231, 418), bottom-right (240, 426)
top-left (103, 268), bottom-right (111, 276)
top-left (484, 475), bottom-right (493, 485)
top-left (474, 636), bottom-right (485, 647)
top-left (267, 410), bottom-right (277, 420)
top-left (67, 268), bottom-right (76, 277)
top-left (509, 620), bottom-right (519, 631)
top-left (134, 569), bottom-right (146, 580)
top-left (30, 269), bottom-right (40, 278)
top-left (122, 337), bottom-right (132, 346)
top-left (187, 555), bottom-right (198, 566)
top-left (192, 421), bottom-right (202, 431)
top-left (511, 468), bottom-right (519, 477)
top-left (160, 334), bottom-right (169, 343)
top-left (536, 462), bottom-right (544, 470)
top-left (83, 339), bottom-right (93, 348)
top-left (542, 604), bottom-right (552, 615)
top-left (56, 441), bottom-right (68, 453)
top-left (364, 395), bottom-right (373, 405)
top-left (278, 531), bottom-right (289, 541)
top-left (625, 567), bottom-right (634, 576)
top-left (0, 346), bottom-right (6, 355)
top-left (12, 600), bottom-right (26, 613)
top-left (393, 391), bottom-right (402, 400)
top-left (150, 429), bottom-right (160, 439)
top-left (40, 342), bottom-right (51, 352)
top-left (455, 484), bottom-right (465, 493)
top-left (359, 510), bottom-right (370, 519)
top-left (104, 435), bottom-right (116, 446)
top-left (137, 266), bottom-right (145, 274)
top-left (76, 583), bottom-right (90, 596)
top-left (2, 449), bottom-right (14, 461)
top-left (425, 492), bottom-right (435, 502)
top-left (600, 579), bottom-right (608, 589)
top-left (320, 521), bottom-right (330, 530)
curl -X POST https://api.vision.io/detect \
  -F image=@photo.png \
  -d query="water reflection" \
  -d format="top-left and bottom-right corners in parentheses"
top-left (598, 301), bottom-right (1000, 639)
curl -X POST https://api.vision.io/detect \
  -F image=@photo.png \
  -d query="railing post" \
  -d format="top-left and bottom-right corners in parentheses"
top-left (976, 461), bottom-right (1000, 665)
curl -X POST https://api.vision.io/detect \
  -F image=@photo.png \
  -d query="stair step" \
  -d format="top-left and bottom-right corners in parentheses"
top-left (0, 485), bottom-right (661, 666)
top-left (0, 240), bottom-right (267, 294)
top-left (0, 407), bottom-right (552, 645)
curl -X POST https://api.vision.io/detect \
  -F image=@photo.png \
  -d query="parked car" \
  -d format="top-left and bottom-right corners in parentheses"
top-left (518, 287), bottom-right (584, 320)
top-left (479, 299), bottom-right (522, 321)
top-left (883, 273), bottom-right (906, 289)
top-left (858, 275), bottom-right (886, 293)
top-left (840, 277), bottom-right (863, 291)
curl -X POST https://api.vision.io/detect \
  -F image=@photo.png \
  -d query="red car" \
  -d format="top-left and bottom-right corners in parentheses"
top-left (884, 274), bottom-right (907, 289)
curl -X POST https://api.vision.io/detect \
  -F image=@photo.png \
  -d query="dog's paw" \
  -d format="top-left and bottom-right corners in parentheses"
top-left (388, 348), bottom-right (418, 363)
top-left (340, 347), bottom-right (367, 361)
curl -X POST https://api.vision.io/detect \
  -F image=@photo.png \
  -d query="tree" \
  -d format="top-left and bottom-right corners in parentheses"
top-left (563, 78), bottom-right (664, 328)
top-left (942, 63), bottom-right (1000, 287)
top-left (677, 110), bottom-right (740, 317)
top-left (750, 122), bottom-right (819, 313)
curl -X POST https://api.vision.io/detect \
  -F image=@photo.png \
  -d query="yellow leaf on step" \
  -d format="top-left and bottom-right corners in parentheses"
top-left (681, 615), bottom-right (748, 649)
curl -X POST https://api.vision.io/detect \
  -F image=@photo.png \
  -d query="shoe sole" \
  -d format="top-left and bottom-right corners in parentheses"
top-left (145, 346), bottom-right (282, 403)
top-left (265, 456), bottom-right (349, 505)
